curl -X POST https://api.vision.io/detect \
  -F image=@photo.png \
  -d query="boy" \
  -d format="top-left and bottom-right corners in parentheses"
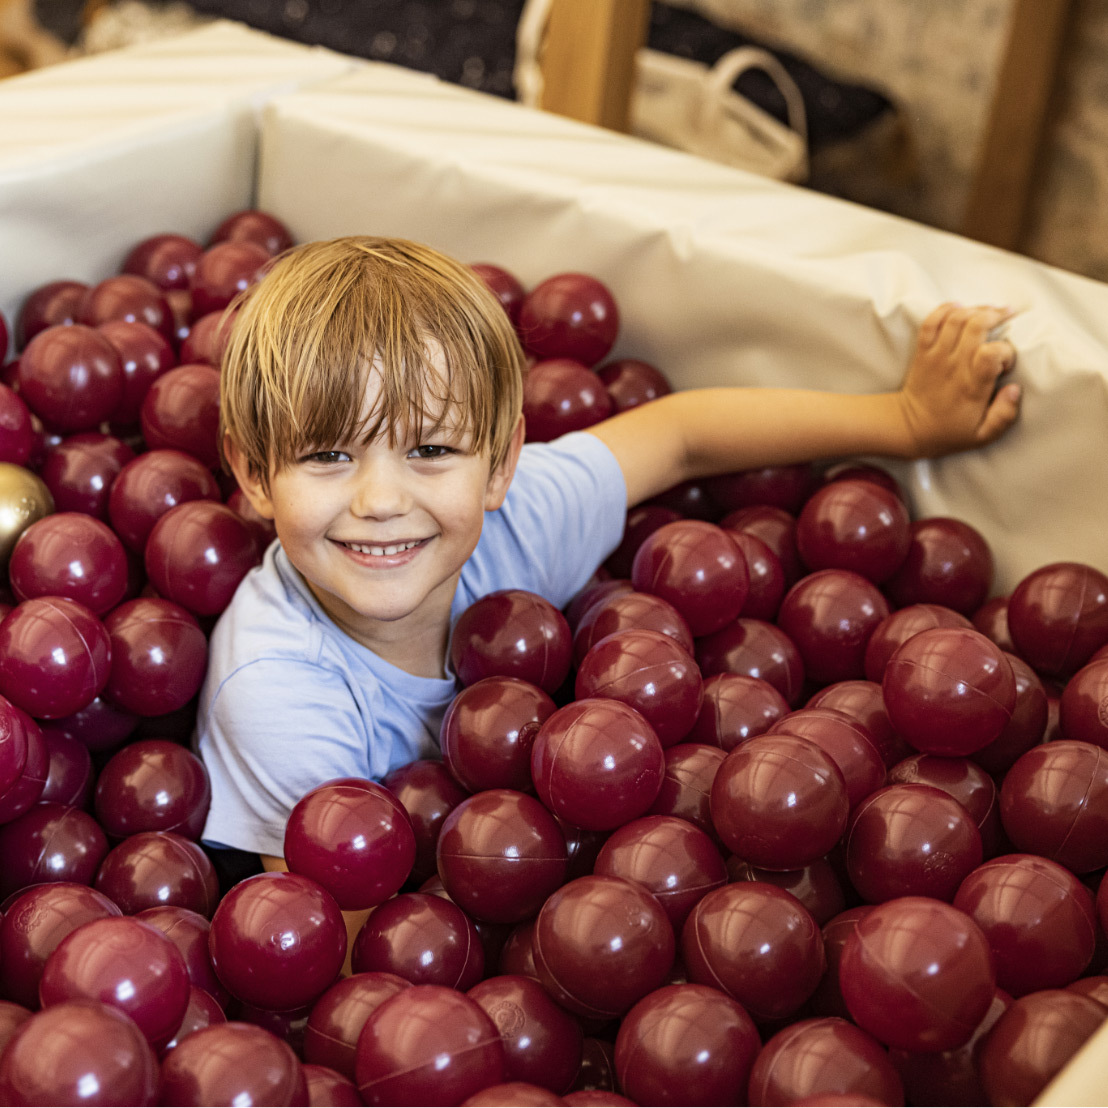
top-left (198, 235), bottom-right (1019, 901)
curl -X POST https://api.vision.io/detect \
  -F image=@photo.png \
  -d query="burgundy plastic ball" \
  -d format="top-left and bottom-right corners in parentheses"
top-left (648, 477), bottom-right (716, 521)
top-left (807, 906), bottom-right (871, 1020)
top-left (954, 854), bottom-right (1096, 995)
top-left (356, 984), bottom-right (505, 1106)
top-left (707, 462), bottom-right (816, 516)
top-left (0, 882), bottom-right (121, 1008)
top-left (0, 384), bottom-right (33, 467)
top-left (681, 880), bottom-right (825, 1021)
top-left (973, 594), bottom-right (1015, 651)
top-left (887, 753), bottom-right (1001, 856)
top-left (573, 590), bottom-right (693, 665)
top-left (15, 280), bottom-right (87, 348)
top-left (160, 1020), bottom-right (307, 1106)
top-left (0, 707), bottom-right (47, 823)
top-left (351, 891), bottom-right (483, 989)
top-left (596, 357), bottom-right (671, 413)
top-left (727, 530), bottom-right (787, 620)
top-left (863, 603), bottom-right (973, 683)
top-left (284, 777), bottom-right (415, 911)
top-left (78, 274), bottom-right (175, 344)
top-left (441, 676), bottom-right (555, 794)
top-left (839, 896), bottom-right (995, 1052)
top-left (139, 363), bottom-right (221, 468)
top-left (144, 499), bottom-right (258, 618)
top-left (970, 652), bottom-right (1049, 776)
top-left (108, 448), bottom-right (220, 553)
top-left (614, 982), bottom-right (760, 1107)
top-left (303, 1063), bottom-right (361, 1107)
top-left (532, 875), bottom-right (674, 1020)
top-left (531, 698), bottom-right (664, 831)
top-left (381, 759), bottom-right (469, 884)
top-left (631, 520), bottom-right (748, 637)
top-left (684, 673), bottom-right (788, 751)
top-left (39, 915), bottom-right (189, 1049)
top-left (648, 742), bottom-right (727, 838)
top-left (1067, 975), bottom-right (1108, 1008)
top-left (94, 830), bottom-right (219, 917)
top-left (710, 733), bottom-right (848, 870)
top-left (471, 263), bottom-right (526, 325)
top-left (778, 569), bottom-right (890, 687)
top-left (122, 232), bottom-right (203, 291)
top-left (999, 740), bottom-right (1108, 872)
top-left (846, 783), bottom-right (983, 903)
top-left (209, 871), bottom-right (345, 1010)
top-left (518, 273), bottom-right (619, 366)
top-left (729, 855), bottom-right (846, 927)
top-left (0, 596), bottom-right (110, 719)
top-left (884, 516), bottom-right (994, 614)
top-left (767, 707), bottom-right (885, 812)
top-left (93, 739), bottom-right (210, 841)
top-left (102, 597), bottom-right (207, 718)
top-left (565, 576), bottom-right (632, 632)
top-left (1007, 562), bottom-right (1108, 678)
top-left (604, 505), bottom-right (678, 579)
top-left (722, 505), bottom-right (803, 586)
top-left (882, 626), bottom-right (1016, 756)
top-left (594, 815), bottom-right (726, 931)
top-left (136, 905), bottom-right (229, 1009)
top-left (796, 479), bottom-right (910, 584)
top-left (190, 240), bottom-right (269, 318)
top-left (178, 308), bottom-right (234, 366)
top-left (805, 680), bottom-right (903, 767)
top-left (437, 789), bottom-right (567, 924)
top-left (0, 999), bottom-right (30, 1055)
top-left (695, 618), bottom-right (805, 706)
top-left (575, 628), bottom-right (702, 748)
top-left (17, 324), bottom-right (123, 431)
top-left (0, 695), bottom-right (28, 798)
top-left (0, 997), bottom-right (158, 1105)
top-left (748, 1017), bottom-right (904, 1108)
top-left (304, 972), bottom-right (410, 1080)
top-left (0, 801), bottom-right (107, 897)
top-left (469, 973), bottom-right (583, 1093)
top-left (210, 209), bottom-right (293, 256)
top-left (226, 485), bottom-right (277, 552)
top-left (452, 589), bottom-right (572, 693)
top-left (979, 989), bottom-right (1105, 1107)
top-left (1060, 658), bottom-right (1108, 748)
top-left (40, 728), bottom-right (94, 807)
top-left (42, 692), bottom-right (138, 753)
top-left (39, 432), bottom-right (134, 521)
top-left (97, 319), bottom-right (175, 427)
top-left (522, 358), bottom-right (613, 442)
top-left (161, 985), bottom-right (226, 1054)
top-left (9, 512), bottom-right (127, 615)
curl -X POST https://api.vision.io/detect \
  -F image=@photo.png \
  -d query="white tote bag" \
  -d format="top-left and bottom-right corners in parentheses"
top-left (516, 0), bottom-right (809, 182)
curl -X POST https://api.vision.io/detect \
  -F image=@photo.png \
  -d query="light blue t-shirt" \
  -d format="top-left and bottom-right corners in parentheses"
top-left (197, 432), bottom-right (627, 856)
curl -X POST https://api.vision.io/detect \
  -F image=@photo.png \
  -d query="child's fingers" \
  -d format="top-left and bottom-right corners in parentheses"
top-left (917, 303), bottom-right (962, 350)
top-left (972, 339), bottom-right (1017, 385)
top-left (956, 306), bottom-right (1015, 357)
top-left (975, 382), bottom-right (1022, 444)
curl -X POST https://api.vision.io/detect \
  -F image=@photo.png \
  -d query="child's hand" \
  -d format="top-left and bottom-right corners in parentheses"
top-left (896, 303), bottom-right (1021, 458)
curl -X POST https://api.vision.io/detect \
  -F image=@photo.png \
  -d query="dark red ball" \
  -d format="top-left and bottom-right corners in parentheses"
top-left (39, 431), bottom-right (134, 521)
top-left (839, 896), bottom-right (995, 1052)
top-left (884, 516), bottom-right (994, 614)
top-left (631, 520), bottom-right (748, 637)
top-left (728, 855), bottom-right (846, 927)
top-left (351, 892), bottom-right (483, 989)
top-left (531, 699), bottom-right (664, 831)
top-left (518, 273), bottom-right (619, 366)
top-left (452, 589), bottom-right (572, 694)
top-left (441, 676), bottom-right (555, 794)
top-left (695, 618), bottom-right (805, 706)
top-left (94, 830), bottom-right (219, 917)
top-left (522, 359), bottom-right (613, 442)
top-left (707, 463), bottom-right (815, 516)
top-left (0, 708), bottom-right (47, 824)
top-left (596, 358), bottom-right (671, 413)
top-left (648, 742), bottom-right (727, 839)
top-left (140, 362), bottom-right (221, 468)
top-left (470, 263), bottom-right (525, 325)
top-left (614, 983), bottom-right (760, 1107)
top-left (381, 759), bottom-right (469, 884)
top-left (573, 590), bottom-right (693, 665)
top-left (122, 232), bottom-right (203, 291)
top-left (15, 280), bottom-right (87, 349)
top-left (0, 596), bottom-right (110, 719)
top-left (684, 673), bottom-right (789, 751)
top-left (728, 530), bottom-right (787, 620)
top-left (356, 984), bottom-right (505, 1107)
top-left (681, 880), bottom-right (825, 1021)
top-left (144, 499), bottom-right (258, 617)
top-left (100, 317), bottom-right (177, 427)
top-left (0, 998), bottom-right (157, 1105)
top-left (862, 603), bottom-right (973, 683)
top-left (190, 240), bottom-right (269, 317)
top-left (285, 778), bottom-right (416, 911)
top-left (79, 274), bottom-right (175, 344)
top-left (1060, 658), bottom-right (1108, 748)
top-left (710, 733), bottom-right (848, 869)
top-left (437, 789), bottom-right (567, 924)
top-left (0, 384), bottom-right (33, 467)
top-left (136, 904), bottom-right (229, 1010)
top-left (210, 210), bottom-right (294, 256)
top-left (532, 875), bottom-right (674, 1021)
top-left (0, 801), bottom-right (107, 898)
top-left (40, 728), bottom-right (94, 808)
top-left (722, 504), bottom-right (803, 586)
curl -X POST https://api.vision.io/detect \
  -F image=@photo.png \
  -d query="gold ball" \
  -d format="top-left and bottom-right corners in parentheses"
top-left (0, 464), bottom-right (53, 571)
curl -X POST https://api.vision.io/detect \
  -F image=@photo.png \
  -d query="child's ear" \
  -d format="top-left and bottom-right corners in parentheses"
top-left (225, 434), bottom-right (276, 521)
top-left (484, 417), bottom-right (525, 511)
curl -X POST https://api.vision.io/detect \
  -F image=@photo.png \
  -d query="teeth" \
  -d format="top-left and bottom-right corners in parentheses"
top-left (346, 540), bottom-right (421, 556)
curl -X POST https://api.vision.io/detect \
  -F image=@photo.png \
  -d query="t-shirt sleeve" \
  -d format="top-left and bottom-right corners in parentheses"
top-left (463, 431), bottom-right (628, 611)
top-left (198, 658), bottom-right (371, 857)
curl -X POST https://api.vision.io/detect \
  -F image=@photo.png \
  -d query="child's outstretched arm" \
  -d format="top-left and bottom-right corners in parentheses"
top-left (587, 304), bottom-right (1020, 508)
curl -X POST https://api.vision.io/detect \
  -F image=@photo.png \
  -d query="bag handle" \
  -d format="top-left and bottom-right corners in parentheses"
top-left (701, 46), bottom-right (808, 144)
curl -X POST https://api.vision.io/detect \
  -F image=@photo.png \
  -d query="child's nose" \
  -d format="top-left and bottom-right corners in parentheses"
top-left (350, 460), bottom-right (411, 519)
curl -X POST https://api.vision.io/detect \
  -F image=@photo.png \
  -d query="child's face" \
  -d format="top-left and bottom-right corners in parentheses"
top-left (230, 366), bottom-right (523, 655)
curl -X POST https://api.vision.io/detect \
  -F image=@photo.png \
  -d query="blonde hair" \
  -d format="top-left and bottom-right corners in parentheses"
top-left (220, 236), bottom-right (525, 489)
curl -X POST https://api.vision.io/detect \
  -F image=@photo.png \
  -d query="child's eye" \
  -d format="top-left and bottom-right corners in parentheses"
top-left (302, 450), bottom-right (350, 465)
top-left (409, 444), bottom-right (454, 460)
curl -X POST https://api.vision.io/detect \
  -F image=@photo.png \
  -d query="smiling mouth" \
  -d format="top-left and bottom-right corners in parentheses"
top-left (339, 539), bottom-right (426, 556)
